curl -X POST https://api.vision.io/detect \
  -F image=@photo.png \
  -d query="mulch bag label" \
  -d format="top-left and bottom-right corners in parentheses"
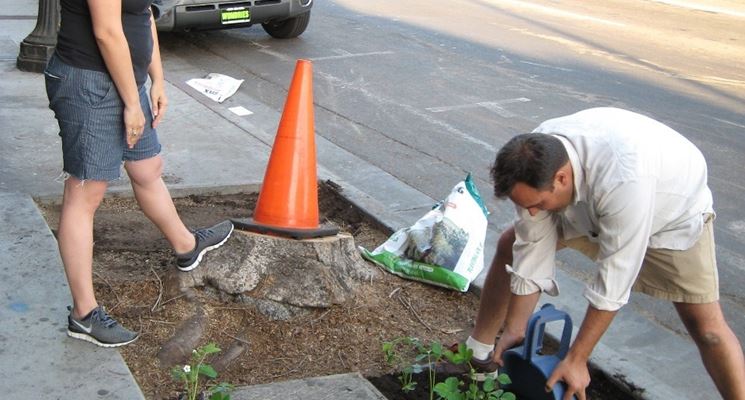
top-left (360, 174), bottom-right (488, 292)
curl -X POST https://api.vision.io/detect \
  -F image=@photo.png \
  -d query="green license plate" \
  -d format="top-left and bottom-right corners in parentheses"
top-left (221, 7), bottom-right (250, 24)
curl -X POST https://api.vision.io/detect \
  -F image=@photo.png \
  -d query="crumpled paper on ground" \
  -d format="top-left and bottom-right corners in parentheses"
top-left (186, 73), bottom-right (244, 103)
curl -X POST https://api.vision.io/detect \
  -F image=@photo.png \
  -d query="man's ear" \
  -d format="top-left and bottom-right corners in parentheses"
top-left (554, 163), bottom-right (571, 187)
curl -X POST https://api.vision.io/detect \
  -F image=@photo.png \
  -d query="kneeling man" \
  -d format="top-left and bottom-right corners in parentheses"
top-left (466, 107), bottom-right (745, 400)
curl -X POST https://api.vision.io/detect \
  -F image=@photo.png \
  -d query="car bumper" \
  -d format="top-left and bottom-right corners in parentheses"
top-left (154, 0), bottom-right (312, 32)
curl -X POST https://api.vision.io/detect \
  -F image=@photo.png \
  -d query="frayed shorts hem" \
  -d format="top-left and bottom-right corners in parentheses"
top-left (60, 149), bottom-right (162, 183)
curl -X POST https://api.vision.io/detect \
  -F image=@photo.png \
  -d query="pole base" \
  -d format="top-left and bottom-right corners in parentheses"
top-left (17, 40), bottom-right (55, 73)
top-left (232, 218), bottom-right (339, 239)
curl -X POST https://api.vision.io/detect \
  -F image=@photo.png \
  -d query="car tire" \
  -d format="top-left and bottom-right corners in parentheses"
top-left (262, 10), bottom-right (310, 38)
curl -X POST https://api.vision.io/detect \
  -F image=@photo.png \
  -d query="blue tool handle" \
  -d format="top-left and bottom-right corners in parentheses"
top-left (523, 303), bottom-right (573, 361)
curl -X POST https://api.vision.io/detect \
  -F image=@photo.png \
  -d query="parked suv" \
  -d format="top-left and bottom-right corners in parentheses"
top-left (153, 0), bottom-right (312, 38)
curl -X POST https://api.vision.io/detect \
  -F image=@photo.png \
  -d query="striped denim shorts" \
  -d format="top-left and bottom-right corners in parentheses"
top-left (44, 53), bottom-right (161, 181)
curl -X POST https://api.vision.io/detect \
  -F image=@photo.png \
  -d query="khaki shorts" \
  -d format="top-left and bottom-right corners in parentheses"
top-left (559, 215), bottom-right (719, 304)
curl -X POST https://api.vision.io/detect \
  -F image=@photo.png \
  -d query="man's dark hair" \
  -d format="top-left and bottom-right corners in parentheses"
top-left (490, 133), bottom-right (569, 198)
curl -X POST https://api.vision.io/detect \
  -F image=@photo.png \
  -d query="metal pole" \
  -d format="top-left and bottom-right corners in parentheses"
top-left (17, 0), bottom-right (60, 73)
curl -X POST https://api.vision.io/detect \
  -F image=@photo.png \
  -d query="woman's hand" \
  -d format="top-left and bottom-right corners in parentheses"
top-left (150, 80), bottom-right (168, 128)
top-left (124, 104), bottom-right (146, 149)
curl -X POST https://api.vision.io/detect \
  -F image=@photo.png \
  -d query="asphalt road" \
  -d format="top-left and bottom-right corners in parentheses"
top-left (157, 0), bottom-right (745, 346)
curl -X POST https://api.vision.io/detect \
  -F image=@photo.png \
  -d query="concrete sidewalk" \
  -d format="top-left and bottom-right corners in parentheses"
top-left (0, 2), bottom-right (722, 399)
top-left (0, 192), bottom-right (145, 399)
top-left (231, 373), bottom-right (387, 400)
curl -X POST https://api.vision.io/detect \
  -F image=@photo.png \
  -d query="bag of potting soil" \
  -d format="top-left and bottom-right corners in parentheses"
top-left (360, 174), bottom-right (489, 292)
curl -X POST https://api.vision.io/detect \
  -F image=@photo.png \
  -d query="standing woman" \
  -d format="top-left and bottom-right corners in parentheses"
top-left (44, 0), bottom-right (233, 347)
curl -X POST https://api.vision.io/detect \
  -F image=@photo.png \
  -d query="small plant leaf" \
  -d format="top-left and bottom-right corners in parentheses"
top-left (445, 351), bottom-right (466, 364)
top-left (203, 342), bottom-right (222, 355)
top-left (209, 382), bottom-right (233, 394)
top-left (442, 343), bottom-right (471, 365)
top-left (209, 393), bottom-right (230, 400)
top-left (482, 377), bottom-right (496, 392)
top-left (402, 381), bottom-right (417, 393)
top-left (431, 341), bottom-right (443, 357)
top-left (496, 373), bottom-right (511, 385)
top-left (500, 392), bottom-right (516, 400)
top-left (199, 364), bottom-right (218, 379)
top-left (170, 368), bottom-right (186, 381)
top-left (467, 381), bottom-right (479, 397)
top-left (414, 342), bottom-right (428, 354)
top-left (457, 342), bottom-right (468, 355)
top-left (434, 377), bottom-right (465, 400)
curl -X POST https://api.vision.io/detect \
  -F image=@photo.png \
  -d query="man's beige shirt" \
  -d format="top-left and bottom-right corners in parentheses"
top-left (509, 107), bottom-right (714, 311)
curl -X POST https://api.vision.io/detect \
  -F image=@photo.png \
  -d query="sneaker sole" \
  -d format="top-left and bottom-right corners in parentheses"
top-left (177, 224), bottom-right (234, 272)
top-left (430, 361), bottom-right (499, 382)
top-left (67, 330), bottom-right (139, 348)
top-left (471, 369), bottom-right (500, 382)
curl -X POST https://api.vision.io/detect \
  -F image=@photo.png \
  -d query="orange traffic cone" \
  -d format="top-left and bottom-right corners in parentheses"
top-left (233, 59), bottom-right (338, 239)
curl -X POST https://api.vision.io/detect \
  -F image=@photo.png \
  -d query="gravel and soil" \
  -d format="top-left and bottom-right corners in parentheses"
top-left (37, 186), bottom-right (633, 400)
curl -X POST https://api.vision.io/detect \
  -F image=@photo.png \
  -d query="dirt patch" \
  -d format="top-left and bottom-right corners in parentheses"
top-left (37, 186), bottom-right (633, 400)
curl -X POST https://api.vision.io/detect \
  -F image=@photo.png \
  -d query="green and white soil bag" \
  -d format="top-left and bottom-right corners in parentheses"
top-left (361, 174), bottom-right (489, 292)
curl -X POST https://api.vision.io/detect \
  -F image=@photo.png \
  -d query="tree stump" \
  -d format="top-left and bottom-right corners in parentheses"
top-left (163, 230), bottom-right (378, 320)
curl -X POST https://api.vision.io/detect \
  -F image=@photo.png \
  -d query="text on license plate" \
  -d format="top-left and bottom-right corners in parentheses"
top-left (221, 7), bottom-right (250, 24)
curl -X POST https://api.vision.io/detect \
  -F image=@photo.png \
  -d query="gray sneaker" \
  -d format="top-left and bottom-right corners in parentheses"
top-left (176, 220), bottom-right (234, 272)
top-left (67, 306), bottom-right (139, 347)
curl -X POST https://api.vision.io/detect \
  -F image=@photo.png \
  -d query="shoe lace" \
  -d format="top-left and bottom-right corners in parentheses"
top-left (92, 307), bottom-right (118, 328)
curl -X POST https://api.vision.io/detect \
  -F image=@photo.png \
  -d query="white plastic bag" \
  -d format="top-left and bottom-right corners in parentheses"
top-left (361, 174), bottom-right (488, 292)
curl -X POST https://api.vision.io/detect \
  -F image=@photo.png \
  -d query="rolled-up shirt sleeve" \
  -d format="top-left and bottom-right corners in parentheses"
top-left (585, 178), bottom-right (656, 311)
top-left (510, 206), bottom-right (560, 296)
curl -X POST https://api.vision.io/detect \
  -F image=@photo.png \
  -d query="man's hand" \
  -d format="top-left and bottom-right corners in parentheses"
top-left (545, 305), bottom-right (616, 400)
top-left (546, 354), bottom-right (591, 400)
